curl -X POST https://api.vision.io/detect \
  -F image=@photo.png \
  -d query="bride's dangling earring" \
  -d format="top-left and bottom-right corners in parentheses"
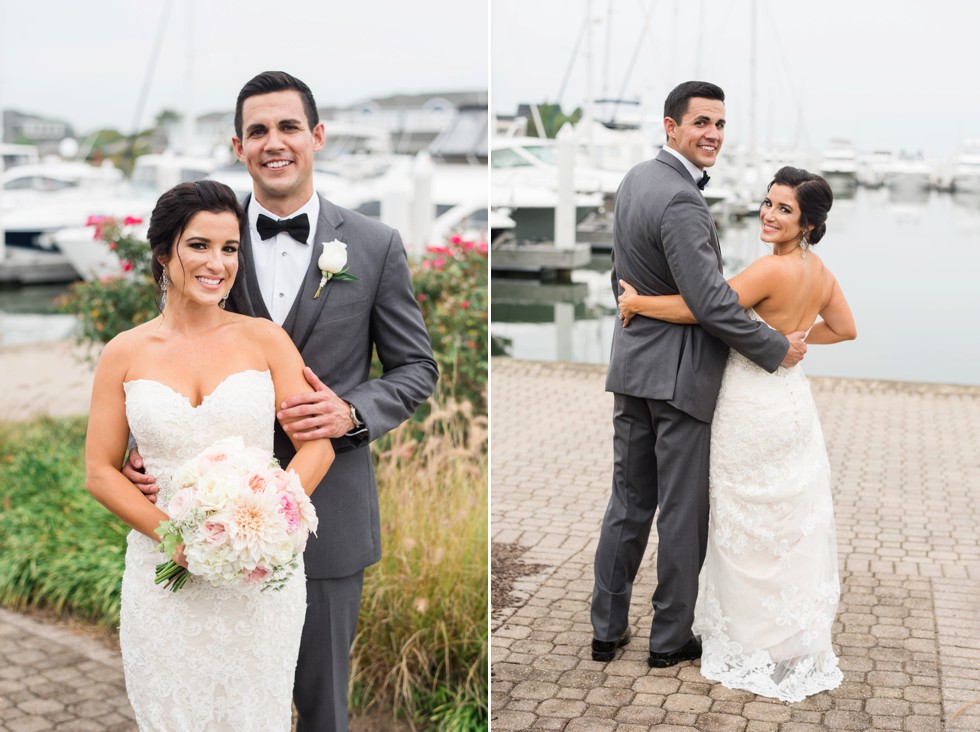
top-left (160, 268), bottom-right (171, 309)
top-left (799, 232), bottom-right (809, 260)
top-left (220, 292), bottom-right (229, 310)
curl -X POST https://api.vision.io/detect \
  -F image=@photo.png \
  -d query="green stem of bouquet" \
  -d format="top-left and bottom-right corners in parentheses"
top-left (154, 560), bottom-right (190, 592)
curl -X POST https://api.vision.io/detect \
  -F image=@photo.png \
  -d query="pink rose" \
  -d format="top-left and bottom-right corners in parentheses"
top-left (248, 473), bottom-right (268, 493)
top-left (202, 520), bottom-right (228, 545)
top-left (245, 566), bottom-right (270, 584)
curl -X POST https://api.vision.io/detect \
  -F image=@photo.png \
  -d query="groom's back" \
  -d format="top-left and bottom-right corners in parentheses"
top-left (605, 154), bottom-right (730, 421)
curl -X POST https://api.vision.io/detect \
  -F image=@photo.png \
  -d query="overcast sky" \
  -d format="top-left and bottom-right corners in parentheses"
top-left (0, 0), bottom-right (487, 135)
top-left (491, 0), bottom-right (980, 160)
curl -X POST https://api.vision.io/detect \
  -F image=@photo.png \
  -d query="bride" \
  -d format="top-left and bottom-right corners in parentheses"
top-left (84, 180), bottom-right (334, 730)
top-left (618, 166), bottom-right (855, 702)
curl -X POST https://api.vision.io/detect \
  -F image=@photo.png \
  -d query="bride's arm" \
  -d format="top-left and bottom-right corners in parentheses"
top-left (619, 257), bottom-right (778, 326)
top-left (85, 336), bottom-right (171, 541)
top-left (258, 322), bottom-right (335, 495)
top-left (806, 276), bottom-right (857, 344)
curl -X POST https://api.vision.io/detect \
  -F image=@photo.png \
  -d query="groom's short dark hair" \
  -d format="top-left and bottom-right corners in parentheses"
top-left (234, 71), bottom-right (320, 138)
top-left (663, 81), bottom-right (725, 124)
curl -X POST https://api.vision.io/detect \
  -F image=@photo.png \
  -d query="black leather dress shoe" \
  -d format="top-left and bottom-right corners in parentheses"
top-left (591, 628), bottom-right (632, 662)
top-left (647, 637), bottom-right (702, 668)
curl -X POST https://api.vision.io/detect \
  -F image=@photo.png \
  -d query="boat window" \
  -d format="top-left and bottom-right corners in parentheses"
top-left (4, 176), bottom-right (77, 192)
top-left (180, 168), bottom-right (210, 182)
top-left (491, 148), bottom-right (532, 169)
top-left (524, 146), bottom-right (559, 165)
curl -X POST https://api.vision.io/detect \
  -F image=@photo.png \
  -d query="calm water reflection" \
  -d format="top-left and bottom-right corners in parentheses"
top-left (491, 186), bottom-right (980, 387)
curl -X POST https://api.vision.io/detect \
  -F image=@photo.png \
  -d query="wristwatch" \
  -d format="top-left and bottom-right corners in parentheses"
top-left (349, 403), bottom-right (364, 429)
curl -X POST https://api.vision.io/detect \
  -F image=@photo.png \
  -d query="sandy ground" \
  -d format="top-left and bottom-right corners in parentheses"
top-left (0, 340), bottom-right (99, 422)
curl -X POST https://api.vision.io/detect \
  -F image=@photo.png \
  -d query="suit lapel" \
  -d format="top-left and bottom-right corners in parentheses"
top-left (282, 195), bottom-right (346, 351)
top-left (238, 194), bottom-right (273, 321)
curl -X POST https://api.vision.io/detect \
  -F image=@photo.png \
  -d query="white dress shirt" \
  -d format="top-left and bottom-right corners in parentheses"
top-left (247, 193), bottom-right (321, 325)
top-left (662, 145), bottom-right (704, 186)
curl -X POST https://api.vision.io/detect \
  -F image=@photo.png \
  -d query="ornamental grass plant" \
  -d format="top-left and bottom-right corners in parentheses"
top-left (352, 399), bottom-right (488, 730)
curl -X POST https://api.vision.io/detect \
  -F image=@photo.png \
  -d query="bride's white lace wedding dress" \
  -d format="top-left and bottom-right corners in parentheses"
top-left (120, 369), bottom-right (305, 731)
top-left (693, 310), bottom-right (843, 703)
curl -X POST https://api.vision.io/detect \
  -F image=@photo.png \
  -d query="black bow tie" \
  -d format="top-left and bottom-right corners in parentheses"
top-left (697, 172), bottom-right (710, 190)
top-left (256, 213), bottom-right (310, 243)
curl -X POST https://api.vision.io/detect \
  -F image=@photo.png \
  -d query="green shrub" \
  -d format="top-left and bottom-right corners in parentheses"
top-left (0, 418), bottom-right (128, 624)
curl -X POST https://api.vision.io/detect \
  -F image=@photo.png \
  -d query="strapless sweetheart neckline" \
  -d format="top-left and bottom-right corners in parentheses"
top-left (124, 369), bottom-right (270, 409)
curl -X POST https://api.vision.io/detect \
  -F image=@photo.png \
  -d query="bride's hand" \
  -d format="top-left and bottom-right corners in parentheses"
top-left (618, 280), bottom-right (640, 327)
top-left (173, 543), bottom-right (188, 569)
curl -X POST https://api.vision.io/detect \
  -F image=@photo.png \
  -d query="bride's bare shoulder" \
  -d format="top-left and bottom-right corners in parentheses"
top-left (95, 318), bottom-right (162, 374)
top-left (238, 315), bottom-right (294, 350)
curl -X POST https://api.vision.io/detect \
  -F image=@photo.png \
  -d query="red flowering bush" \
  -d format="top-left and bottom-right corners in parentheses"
top-left (56, 217), bottom-right (158, 352)
top-left (410, 235), bottom-right (488, 413)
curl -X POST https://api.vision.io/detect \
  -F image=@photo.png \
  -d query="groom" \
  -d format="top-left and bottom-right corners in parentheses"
top-left (591, 81), bottom-right (806, 666)
top-left (126, 71), bottom-right (438, 730)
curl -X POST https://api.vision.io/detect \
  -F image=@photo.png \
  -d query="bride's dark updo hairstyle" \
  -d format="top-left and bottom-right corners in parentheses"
top-left (147, 179), bottom-right (247, 294)
top-left (767, 167), bottom-right (834, 245)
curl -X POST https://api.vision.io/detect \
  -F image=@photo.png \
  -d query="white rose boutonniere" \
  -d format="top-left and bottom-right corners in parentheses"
top-left (314, 240), bottom-right (358, 299)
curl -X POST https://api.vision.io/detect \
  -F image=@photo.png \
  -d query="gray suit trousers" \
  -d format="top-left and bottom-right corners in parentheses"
top-left (294, 572), bottom-right (365, 732)
top-left (592, 393), bottom-right (710, 653)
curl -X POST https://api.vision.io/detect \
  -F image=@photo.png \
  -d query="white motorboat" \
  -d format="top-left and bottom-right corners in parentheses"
top-left (2, 161), bottom-right (155, 250)
top-left (857, 149), bottom-right (894, 188)
top-left (950, 140), bottom-right (980, 194)
top-left (491, 135), bottom-right (621, 241)
top-left (818, 139), bottom-right (859, 177)
top-left (885, 151), bottom-right (933, 193)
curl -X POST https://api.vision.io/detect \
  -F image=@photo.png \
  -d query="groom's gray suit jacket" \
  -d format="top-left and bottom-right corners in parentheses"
top-left (229, 193), bottom-right (438, 579)
top-left (605, 150), bottom-right (787, 419)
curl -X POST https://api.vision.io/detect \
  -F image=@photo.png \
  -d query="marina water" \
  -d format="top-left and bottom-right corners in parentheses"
top-left (492, 186), bottom-right (980, 387)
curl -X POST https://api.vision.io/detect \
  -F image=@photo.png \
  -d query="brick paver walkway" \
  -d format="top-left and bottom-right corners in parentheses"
top-left (0, 609), bottom-right (134, 731)
top-left (491, 358), bottom-right (980, 732)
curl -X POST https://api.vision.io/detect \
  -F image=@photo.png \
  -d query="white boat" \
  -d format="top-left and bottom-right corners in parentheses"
top-left (885, 151), bottom-right (933, 193)
top-left (2, 161), bottom-right (155, 251)
top-left (491, 135), bottom-right (622, 241)
top-left (857, 149), bottom-right (894, 188)
top-left (0, 143), bottom-right (40, 170)
top-left (818, 139), bottom-right (859, 178)
top-left (950, 140), bottom-right (980, 194)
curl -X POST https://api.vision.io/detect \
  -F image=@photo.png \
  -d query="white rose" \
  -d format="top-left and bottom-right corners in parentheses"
top-left (318, 240), bottom-right (348, 274)
top-left (166, 487), bottom-right (199, 521)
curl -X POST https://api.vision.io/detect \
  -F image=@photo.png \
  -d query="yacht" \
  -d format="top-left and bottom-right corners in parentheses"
top-left (885, 151), bottom-right (933, 193)
top-left (950, 140), bottom-right (980, 194)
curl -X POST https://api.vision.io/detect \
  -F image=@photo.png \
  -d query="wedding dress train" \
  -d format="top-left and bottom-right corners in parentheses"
top-left (693, 310), bottom-right (843, 703)
top-left (120, 369), bottom-right (305, 731)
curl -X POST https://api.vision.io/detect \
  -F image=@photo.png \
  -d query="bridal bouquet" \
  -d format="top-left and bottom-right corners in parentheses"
top-left (154, 436), bottom-right (318, 592)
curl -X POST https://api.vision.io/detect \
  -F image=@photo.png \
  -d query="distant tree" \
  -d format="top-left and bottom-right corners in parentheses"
top-left (529, 104), bottom-right (583, 139)
top-left (155, 109), bottom-right (181, 127)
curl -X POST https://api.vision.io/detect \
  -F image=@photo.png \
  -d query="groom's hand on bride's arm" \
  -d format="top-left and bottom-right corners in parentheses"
top-left (121, 447), bottom-right (160, 504)
top-left (278, 367), bottom-right (356, 441)
top-left (781, 331), bottom-right (808, 368)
